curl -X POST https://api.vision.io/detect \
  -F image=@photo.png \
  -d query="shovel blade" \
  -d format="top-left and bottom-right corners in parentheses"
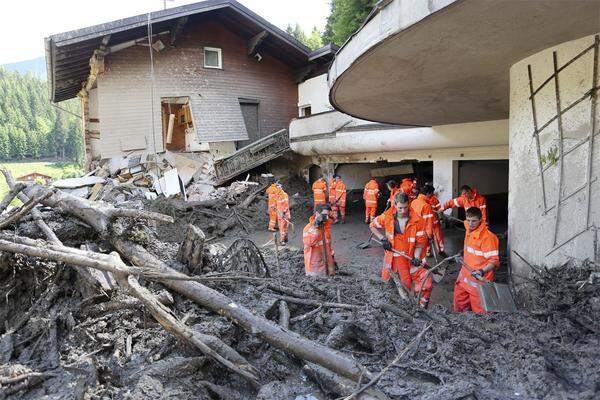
top-left (477, 282), bottom-right (517, 313)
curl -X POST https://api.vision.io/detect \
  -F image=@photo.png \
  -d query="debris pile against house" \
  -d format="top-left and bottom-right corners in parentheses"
top-left (52, 151), bottom-right (221, 203)
top-left (0, 166), bottom-right (598, 400)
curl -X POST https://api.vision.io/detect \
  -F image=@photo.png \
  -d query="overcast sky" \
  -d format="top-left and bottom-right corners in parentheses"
top-left (0, 0), bottom-right (330, 64)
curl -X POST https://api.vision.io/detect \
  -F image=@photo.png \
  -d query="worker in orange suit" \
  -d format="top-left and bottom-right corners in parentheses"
top-left (363, 178), bottom-right (380, 223)
top-left (422, 184), bottom-right (447, 257)
top-left (331, 175), bottom-right (347, 223)
top-left (275, 183), bottom-right (291, 245)
top-left (369, 193), bottom-right (433, 307)
top-left (265, 182), bottom-right (280, 231)
top-left (410, 186), bottom-right (435, 257)
top-left (442, 185), bottom-right (488, 222)
top-left (400, 177), bottom-right (418, 202)
top-left (454, 207), bottom-right (500, 313)
top-left (312, 176), bottom-right (328, 211)
top-left (303, 204), bottom-right (335, 276)
top-left (385, 180), bottom-right (400, 210)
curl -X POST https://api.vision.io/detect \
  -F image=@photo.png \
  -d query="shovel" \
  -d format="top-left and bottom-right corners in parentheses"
top-left (458, 257), bottom-right (517, 313)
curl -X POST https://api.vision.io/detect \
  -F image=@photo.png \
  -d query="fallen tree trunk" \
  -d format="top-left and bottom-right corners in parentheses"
top-left (111, 238), bottom-right (371, 381)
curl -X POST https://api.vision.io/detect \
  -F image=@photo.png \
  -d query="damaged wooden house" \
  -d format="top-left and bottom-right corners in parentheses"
top-left (45, 0), bottom-right (335, 185)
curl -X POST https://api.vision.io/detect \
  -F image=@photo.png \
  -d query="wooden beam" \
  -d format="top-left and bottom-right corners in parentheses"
top-left (170, 16), bottom-right (188, 46)
top-left (247, 30), bottom-right (268, 56)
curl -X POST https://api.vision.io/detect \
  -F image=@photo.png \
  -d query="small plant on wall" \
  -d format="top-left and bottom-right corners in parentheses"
top-left (540, 145), bottom-right (559, 167)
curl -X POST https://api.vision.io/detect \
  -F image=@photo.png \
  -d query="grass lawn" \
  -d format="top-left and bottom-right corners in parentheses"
top-left (0, 160), bottom-right (83, 200)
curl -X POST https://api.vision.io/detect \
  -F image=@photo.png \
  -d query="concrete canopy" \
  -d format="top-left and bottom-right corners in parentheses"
top-left (328, 0), bottom-right (600, 126)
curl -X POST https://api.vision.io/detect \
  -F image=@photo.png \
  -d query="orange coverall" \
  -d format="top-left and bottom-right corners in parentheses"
top-left (370, 209), bottom-right (432, 306)
top-left (426, 194), bottom-right (445, 252)
top-left (400, 178), bottom-right (417, 202)
top-left (312, 178), bottom-right (328, 210)
top-left (453, 221), bottom-right (500, 313)
top-left (443, 188), bottom-right (488, 221)
top-left (410, 194), bottom-right (435, 254)
top-left (276, 190), bottom-right (291, 243)
top-left (266, 184), bottom-right (280, 231)
top-left (303, 217), bottom-right (334, 276)
top-left (330, 179), bottom-right (347, 222)
top-left (363, 179), bottom-right (380, 223)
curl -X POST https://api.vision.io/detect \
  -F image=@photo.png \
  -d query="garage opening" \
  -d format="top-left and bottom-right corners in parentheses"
top-left (334, 160), bottom-right (432, 217)
top-left (457, 159), bottom-right (509, 228)
top-left (161, 97), bottom-right (196, 152)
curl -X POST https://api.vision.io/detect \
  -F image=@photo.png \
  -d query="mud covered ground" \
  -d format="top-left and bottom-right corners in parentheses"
top-left (0, 177), bottom-right (599, 399)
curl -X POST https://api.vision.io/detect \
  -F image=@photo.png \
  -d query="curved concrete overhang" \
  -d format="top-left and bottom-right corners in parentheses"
top-left (328, 0), bottom-right (600, 126)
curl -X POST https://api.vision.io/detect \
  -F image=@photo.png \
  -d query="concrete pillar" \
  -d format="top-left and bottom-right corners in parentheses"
top-left (509, 33), bottom-right (600, 271)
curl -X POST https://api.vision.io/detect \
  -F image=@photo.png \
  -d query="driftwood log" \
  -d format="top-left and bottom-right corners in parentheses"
top-left (3, 183), bottom-right (371, 382)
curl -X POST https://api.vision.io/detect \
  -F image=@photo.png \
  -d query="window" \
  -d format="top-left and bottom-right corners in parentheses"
top-left (203, 47), bottom-right (222, 69)
top-left (300, 105), bottom-right (312, 117)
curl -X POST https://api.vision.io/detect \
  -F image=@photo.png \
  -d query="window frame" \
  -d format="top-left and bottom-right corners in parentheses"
top-left (203, 46), bottom-right (223, 69)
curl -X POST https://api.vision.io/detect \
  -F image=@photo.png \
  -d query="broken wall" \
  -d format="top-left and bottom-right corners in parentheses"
top-left (96, 18), bottom-right (298, 158)
top-left (509, 33), bottom-right (600, 271)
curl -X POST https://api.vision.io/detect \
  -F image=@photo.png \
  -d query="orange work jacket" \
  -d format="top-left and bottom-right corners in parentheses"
top-left (459, 221), bottom-right (500, 286)
top-left (276, 190), bottom-right (290, 219)
top-left (370, 208), bottom-right (425, 271)
top-left (266, 184), bottom-right (279, 210)
top-left (400, 178), bottom-right (417, 201)
top-left (312, 179), bottom-right (328, 205)
top-left (426, 194), bottom-right (442, 226)
top-left (333, 180), bottom-right (347, 207)
top-left (363, 180), bottom-right (380, 207)
top-left (443, 189), bottom-right (488, 221)
top-left (303, 217), bottom-right (334, 275)
top-left (410, 194), bottom-right (434, 240)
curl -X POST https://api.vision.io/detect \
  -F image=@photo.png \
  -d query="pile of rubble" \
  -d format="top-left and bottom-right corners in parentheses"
top-left (53, 151), bottom-right (223, 203)
top-left (0, 168), bottom-right (598, 399)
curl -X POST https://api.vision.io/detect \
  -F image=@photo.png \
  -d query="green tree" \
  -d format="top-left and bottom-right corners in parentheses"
top-left (306, 26), bottom-right (324, 51)
top-left (0, 66), bottom-right (82, 162)
top-left (323, 0), bottom-right (378, 46)
top-left (286, 23), bottom-right (308, 46)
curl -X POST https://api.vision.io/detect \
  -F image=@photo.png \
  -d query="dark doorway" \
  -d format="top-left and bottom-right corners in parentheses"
top-left (457, 159), bottom-right (509, 225)
top-left (236, 99), bottom-right (260, 148)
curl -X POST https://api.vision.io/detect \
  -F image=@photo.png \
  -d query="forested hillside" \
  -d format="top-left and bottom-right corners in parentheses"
top-left (0, 68), bottom-right (83, 164)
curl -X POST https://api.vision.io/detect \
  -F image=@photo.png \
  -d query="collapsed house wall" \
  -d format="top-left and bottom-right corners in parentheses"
top-left (509, 33), bottom-right (600, 270)
top-left (96, 18), bottom-right (298, 159)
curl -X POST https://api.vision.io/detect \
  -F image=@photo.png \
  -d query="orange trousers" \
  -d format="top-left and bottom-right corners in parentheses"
top-left (365, 206), bottom-right (377, 222)
top-left (278, 216), bottom-right (289, 242)
top-left (433, 223), bottom-right (445, 251)
top-left (268, 209), bottom-right (278, 231)
top-left (453, 279), bottom-right (485, 313)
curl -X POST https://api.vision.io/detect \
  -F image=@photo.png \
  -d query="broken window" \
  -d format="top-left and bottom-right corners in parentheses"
top-left (161, 97), bottom-right (199, 152)
top-left (203, 47), bottom-right (222, 69)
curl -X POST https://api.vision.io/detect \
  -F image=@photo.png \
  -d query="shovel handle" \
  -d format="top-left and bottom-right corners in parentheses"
top-left (371, 238), bottom-right (413, 261)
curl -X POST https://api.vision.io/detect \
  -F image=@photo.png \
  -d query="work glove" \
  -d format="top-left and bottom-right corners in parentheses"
top-left (411, 257), bottom-right (422, 267)
top-left (381, 238), bottom-right (393, 251)
top-left (471, 269), bottom-right (485, 280)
